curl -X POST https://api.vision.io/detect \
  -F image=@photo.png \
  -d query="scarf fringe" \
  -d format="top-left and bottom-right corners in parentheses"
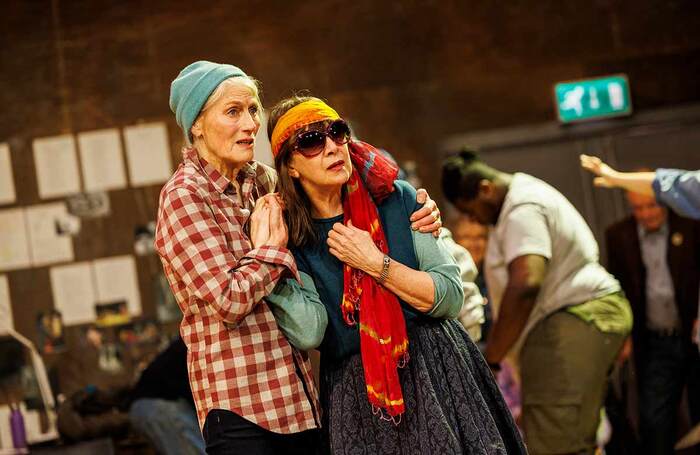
top-left (397, 351), bottom-right (409, 369)
top-left (372, 404), bottom-right (403, 425)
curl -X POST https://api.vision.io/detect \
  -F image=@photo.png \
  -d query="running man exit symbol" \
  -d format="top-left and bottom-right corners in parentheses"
top-left (554, 75), bottom-right (632, 123)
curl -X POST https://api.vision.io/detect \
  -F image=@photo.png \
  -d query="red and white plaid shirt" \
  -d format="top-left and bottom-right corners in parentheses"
top-left (155, 147), bottom-right (320, 433)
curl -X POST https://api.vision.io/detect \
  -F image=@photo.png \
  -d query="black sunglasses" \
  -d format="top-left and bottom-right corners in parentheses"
top-left (293, 119), bottom-right (351, 157)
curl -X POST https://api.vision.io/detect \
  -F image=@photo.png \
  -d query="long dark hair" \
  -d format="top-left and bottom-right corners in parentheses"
top-left (268, 95), bottom-right (320, 248)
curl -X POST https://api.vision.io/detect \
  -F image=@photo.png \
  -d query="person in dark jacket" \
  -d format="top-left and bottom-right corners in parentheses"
top-left (606, 189), bottom-right (700, 454)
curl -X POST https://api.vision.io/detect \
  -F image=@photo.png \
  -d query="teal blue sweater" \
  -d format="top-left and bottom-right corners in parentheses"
top-left (267, 181), bottom-right (463, 361)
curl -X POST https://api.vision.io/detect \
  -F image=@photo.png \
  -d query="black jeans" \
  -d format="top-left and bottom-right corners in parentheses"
top-left (202, 409), bottom-right (320, 455)
top-left (638, 333), bottom-right (700, 455)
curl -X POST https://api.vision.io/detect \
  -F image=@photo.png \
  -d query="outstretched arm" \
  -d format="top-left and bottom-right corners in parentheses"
top-left (581, 155), bottom-right (700, 219)
top-left (580, 154), bottom-right (655, 196)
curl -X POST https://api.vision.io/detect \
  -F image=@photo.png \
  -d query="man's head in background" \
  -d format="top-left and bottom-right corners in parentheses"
top-left (627, 191), bottom-right (667, 233)
top-left (442, 149), bottom-right (509, 226)
top-left (625, 167), bottom-right (667, 232)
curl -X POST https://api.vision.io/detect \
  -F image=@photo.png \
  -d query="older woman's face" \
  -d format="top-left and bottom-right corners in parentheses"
top-left (288, 122), bottom-right (353, 191)
top-left (192, 81), bottom-right (260, 169)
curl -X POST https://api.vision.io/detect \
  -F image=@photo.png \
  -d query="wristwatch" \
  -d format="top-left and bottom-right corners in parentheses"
top-left (377, 255), bottom-right (391, 285)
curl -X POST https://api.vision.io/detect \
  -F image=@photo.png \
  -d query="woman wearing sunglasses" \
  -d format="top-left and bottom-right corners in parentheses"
top-left (266, 96), bottom-right (526, 455)
top-left (155, 61), bottom-right (442, 455)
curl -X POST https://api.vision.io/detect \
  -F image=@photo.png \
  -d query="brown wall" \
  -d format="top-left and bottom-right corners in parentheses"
top-left (3, 1), bottom-right (700, 174)
top-left (1, 0), bottom-right (699, 391)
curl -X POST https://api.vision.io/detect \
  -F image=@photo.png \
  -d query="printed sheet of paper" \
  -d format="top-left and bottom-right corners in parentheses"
top-left (123, 122), bottom-right (173, 186)
top-left (0, 143), bottom-right (16, 205)
top-left (25, 202), bottom-right (74, 267)
top-left (92, 255), bottom-right (142, 317)
top-left (33, 134), bottom-right (81, 199)
top-left (78, 128), bottom-right (127, 192)
top-left (254, 113), bottom-right (274, 166)
top-left (0, 208), bottom-right (31, 271)
top-left (0, 275), bottom-right (13, 334)
top-left (50, 262), bottom-right (96, 325)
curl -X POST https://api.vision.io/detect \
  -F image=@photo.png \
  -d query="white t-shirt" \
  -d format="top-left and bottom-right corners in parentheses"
top-left (485, 173), bottom-right (620, 349)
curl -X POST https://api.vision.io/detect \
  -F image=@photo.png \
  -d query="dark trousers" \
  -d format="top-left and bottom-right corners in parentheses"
top-left (638, 333), bottom-right (700, 455)
top-left (604, 361), bottom-right (640, 455)
top-left (202, 409), bottom-right (320, 455)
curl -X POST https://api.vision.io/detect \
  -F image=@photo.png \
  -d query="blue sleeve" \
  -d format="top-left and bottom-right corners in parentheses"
top-left (266, 272), bottom-right (328, 350)
top-left (653, 169), bottom-right (700, 220)
top-left (412, 230), bottom-right (465, 319)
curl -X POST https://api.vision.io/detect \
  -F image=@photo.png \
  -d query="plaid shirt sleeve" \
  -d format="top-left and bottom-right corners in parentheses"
top-left (157, 186), bottom-right (300, 325)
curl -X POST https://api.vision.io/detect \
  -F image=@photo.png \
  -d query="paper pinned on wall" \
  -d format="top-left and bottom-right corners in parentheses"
top-left (0, 143), bottom-right (16, 205)
top-left (92, 255), bottom-right (142, 317)
top-left (78, 128), bottom-right (127, 192)
top-left (50, 262), bottom-right (96, 325)
top-left (0, 275), bottom-right (13, 334)
top-left (254, 113), bottom-right (273, 166)
top-left (123, 122), bottom-right (173, 186)
top-left (25, 202), bottom-right (74, 267)
top-left (33, 134), bottom-right (81, 199)
top-left (0, 208), bottom-right (31, 271)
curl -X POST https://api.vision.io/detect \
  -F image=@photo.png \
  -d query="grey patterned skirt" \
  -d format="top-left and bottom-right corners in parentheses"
top-left (320, 319), bottom-right (527, 455)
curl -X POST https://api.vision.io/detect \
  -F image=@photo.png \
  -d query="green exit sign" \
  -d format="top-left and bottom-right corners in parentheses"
top-left (554, 75), bottom-right (632, 123)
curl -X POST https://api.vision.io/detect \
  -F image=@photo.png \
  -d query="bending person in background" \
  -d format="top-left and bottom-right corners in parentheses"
top-left (155, 61), bottom-right (443, 454)
top-left (443, 149), bottom-right (632, 455)
top-left (265, 96), bottom-right (525, 454)
top-left (580, 154), bottom-right (700, 220)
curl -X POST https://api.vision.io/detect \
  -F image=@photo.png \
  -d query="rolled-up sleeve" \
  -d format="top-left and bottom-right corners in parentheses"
top-left (411, 230), bottom-right (465, 319)
top-left (653, 168), bottom-right (700, 220)
top-left (156, 187), bottom-right (300, 325)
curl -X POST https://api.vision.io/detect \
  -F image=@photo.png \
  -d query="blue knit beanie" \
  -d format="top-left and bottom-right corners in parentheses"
top-left (169, 61), bottom-right (247, 141)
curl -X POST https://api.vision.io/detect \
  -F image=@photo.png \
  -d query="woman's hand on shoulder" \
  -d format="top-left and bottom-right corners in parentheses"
top-left (327, 221), bottom-right (384, 275)
top-left (411, 188), bottom-right (442, 238)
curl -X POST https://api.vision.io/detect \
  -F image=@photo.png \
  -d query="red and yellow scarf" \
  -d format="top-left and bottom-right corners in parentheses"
top-left (343, 140), bottom-right (408, 420)
top-left (270, 99), bottom-right (409, 420)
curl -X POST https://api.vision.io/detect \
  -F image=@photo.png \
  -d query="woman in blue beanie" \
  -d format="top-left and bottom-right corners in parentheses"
top-left (154, 61), bottom-right (442, 454)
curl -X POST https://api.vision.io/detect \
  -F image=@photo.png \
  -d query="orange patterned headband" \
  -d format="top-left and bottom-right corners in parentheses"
top-left (270, 99), bottom-right (340, 157)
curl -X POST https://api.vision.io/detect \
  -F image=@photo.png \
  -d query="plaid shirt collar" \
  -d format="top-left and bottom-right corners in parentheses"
top-left (182, 146), bottom-right (259, 195)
